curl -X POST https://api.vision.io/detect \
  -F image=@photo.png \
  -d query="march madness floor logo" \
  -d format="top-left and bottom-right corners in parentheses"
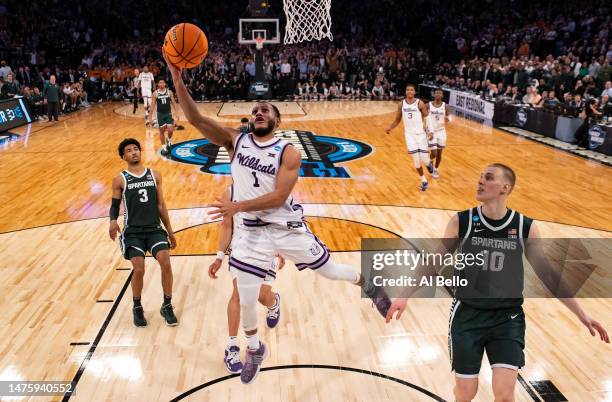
top-left (168, 130), bottom-right (373, 178)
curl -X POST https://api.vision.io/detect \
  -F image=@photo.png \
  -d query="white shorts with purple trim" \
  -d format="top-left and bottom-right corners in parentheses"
top-left (429, 129), bottom-right (447, 150)
top-left (404, 131), bottom-right (429, 155)
top-left (229, 221), bottom-right (330, 281)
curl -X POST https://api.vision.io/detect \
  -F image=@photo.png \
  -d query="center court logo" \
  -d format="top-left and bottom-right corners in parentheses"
top-left (168, 130), bottom-right (374, 178)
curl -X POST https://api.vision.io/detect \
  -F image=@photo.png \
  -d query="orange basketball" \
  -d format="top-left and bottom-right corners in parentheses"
top-left (163, 23), bottom-right (208, 69)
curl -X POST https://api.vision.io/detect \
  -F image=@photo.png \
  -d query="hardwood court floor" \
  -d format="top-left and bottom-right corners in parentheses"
top-left (0, 101), bottom-right (611, 401)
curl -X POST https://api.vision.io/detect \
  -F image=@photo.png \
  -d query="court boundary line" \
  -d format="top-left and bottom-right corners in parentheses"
top-left (61, 271), bottom-right (133, 401)
top-left (517, 373), bottom-right (541, 401)
top-left (2, 203), bottom-right (609, 235)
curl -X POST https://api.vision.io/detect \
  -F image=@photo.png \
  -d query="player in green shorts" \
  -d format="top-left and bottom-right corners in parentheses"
top-left (151, 79), bottom-right (178, 156)
top-left (109, 138), bottom-right (179, 327)
top-left (386, 163), bottom-right (609, 402)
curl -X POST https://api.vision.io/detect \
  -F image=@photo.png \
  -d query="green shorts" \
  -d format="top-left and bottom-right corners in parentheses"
top-left (119, 229), bottom-right (169, 260)
top-left (157, 112), bottom-right (174, 127)
top-left (449, 300), bottom-right (525, 377)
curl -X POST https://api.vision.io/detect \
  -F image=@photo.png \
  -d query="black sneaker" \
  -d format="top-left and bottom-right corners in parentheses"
top-left (133, 306), bottom-right (147, 327)
top-left (160, 303), bottom-right (178, 326)
top-left (363, 279), bottom-right (392, 318)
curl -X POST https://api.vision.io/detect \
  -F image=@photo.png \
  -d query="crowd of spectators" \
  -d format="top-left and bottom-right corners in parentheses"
top-left (424, 0), bottom-right (612, 120)
top-left (0, 0), bottom-right (610, 122)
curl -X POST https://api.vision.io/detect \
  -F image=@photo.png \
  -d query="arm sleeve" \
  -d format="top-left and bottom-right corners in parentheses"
top-left (109, 198), bottom-right (121, 221)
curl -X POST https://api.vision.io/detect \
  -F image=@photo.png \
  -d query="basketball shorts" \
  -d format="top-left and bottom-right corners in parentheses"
top-left (229, 225), bottom-right (276, 284)
top-left (119, 229), bottom-right (169, 260)
top-left (228, 221), bottom-right (330, 283)
top-left (142, 88), bottom-right (152, 107)
top-left (448, 300), bottom-right (525, 377)
top-left (404, 131), bottom-right (429, 155)
top-left (429, 129), bottom-right (447, 150)
top-left (157, 112), bottom-right (174, 127)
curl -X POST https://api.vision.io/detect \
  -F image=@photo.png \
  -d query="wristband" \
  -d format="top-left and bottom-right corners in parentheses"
top-left (216, 251), bottom-right (226, 261)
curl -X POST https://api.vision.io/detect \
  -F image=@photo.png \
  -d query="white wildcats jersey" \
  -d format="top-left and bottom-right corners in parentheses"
top-left (230, 133), bottom-right (303, 226)
top-left (429, 101), bottom-right (446, 132)
top-left (138, 72), bottom-right (154, 90)
top-left (402, 99), bottom-right (424, 135)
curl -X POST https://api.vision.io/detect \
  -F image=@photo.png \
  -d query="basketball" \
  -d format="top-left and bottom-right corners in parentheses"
top-left (163, 23), bottom-right (208, 69)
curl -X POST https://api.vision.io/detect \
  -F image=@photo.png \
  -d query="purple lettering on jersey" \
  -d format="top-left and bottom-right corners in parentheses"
top-left (236, 153), bottom-right (276, 175)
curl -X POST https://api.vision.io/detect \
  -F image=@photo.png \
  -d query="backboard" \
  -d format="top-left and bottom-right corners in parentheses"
top-left (239, 18), bottom-right (281, 45)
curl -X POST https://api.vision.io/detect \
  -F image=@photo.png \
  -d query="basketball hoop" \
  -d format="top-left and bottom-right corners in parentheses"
top-left (283, 0), bottom-right (333, 44)
top-left (255, 36), bottom-right (265, 50)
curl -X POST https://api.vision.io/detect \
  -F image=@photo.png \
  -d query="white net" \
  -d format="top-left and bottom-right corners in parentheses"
top-left (283, 0), bottom-right (333, 44)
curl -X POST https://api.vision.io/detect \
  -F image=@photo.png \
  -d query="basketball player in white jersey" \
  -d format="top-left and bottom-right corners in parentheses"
top-left (427, 88), bottom-right (450, 178)
top-left (208, 185), bottom-right (284, 374)
top-left (164, 51), bottom-right (391, 385)
top-left (386, 83), bottom-right (433, 191)
top-left (138, 66), bottom-right (155, 127)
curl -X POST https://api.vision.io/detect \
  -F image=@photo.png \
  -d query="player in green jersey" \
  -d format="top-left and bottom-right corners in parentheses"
top-left (151, 79), bottom-right (178, 155)
top-left (109, 138), bottom-right (179, 327)
top-left (386, 163), bottom-right (609, 402)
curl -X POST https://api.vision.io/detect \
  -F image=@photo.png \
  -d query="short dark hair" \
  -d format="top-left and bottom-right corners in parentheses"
top-left (434, 87), bottom-right (443, 93)
top-left (254, 102), bottom-right (282, 120)
top-left (118, 138), bottom-right (141, 157)
top-left (489, 163), bottom-right (516, 192)
top-left (240, 117), bottom-right (249, 123)
top-left (406, 83), bottom-right (416, 90)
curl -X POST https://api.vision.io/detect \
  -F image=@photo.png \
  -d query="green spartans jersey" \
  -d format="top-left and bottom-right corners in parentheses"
top-left (454, 206), bottom-right (533, 310)
top-left (155, 89), bottom-right (171, 114)
top-left (121, 168), bottom-right (162, 234)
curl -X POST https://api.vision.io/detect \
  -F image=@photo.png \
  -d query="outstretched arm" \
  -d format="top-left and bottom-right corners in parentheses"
top-left (526, 223), bottom-right (609, 343)
top-left (208, 146), bottom-right (302, 220)
top-left (386, 101), bottom-right (403, 134)
top-left (163, 50), bottom-right (238, 150)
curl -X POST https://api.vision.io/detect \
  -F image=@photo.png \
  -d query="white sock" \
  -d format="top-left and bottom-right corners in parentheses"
top-left (421, 175), bottom-right (427, 182)
top-left (246, 333), bottom-right (259, 350)
top-left (228, 336), bottom-right (238, 348)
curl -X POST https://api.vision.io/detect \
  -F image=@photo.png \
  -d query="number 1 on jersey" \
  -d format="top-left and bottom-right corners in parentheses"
top-left (251, 171), bottom-right (260, 187)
